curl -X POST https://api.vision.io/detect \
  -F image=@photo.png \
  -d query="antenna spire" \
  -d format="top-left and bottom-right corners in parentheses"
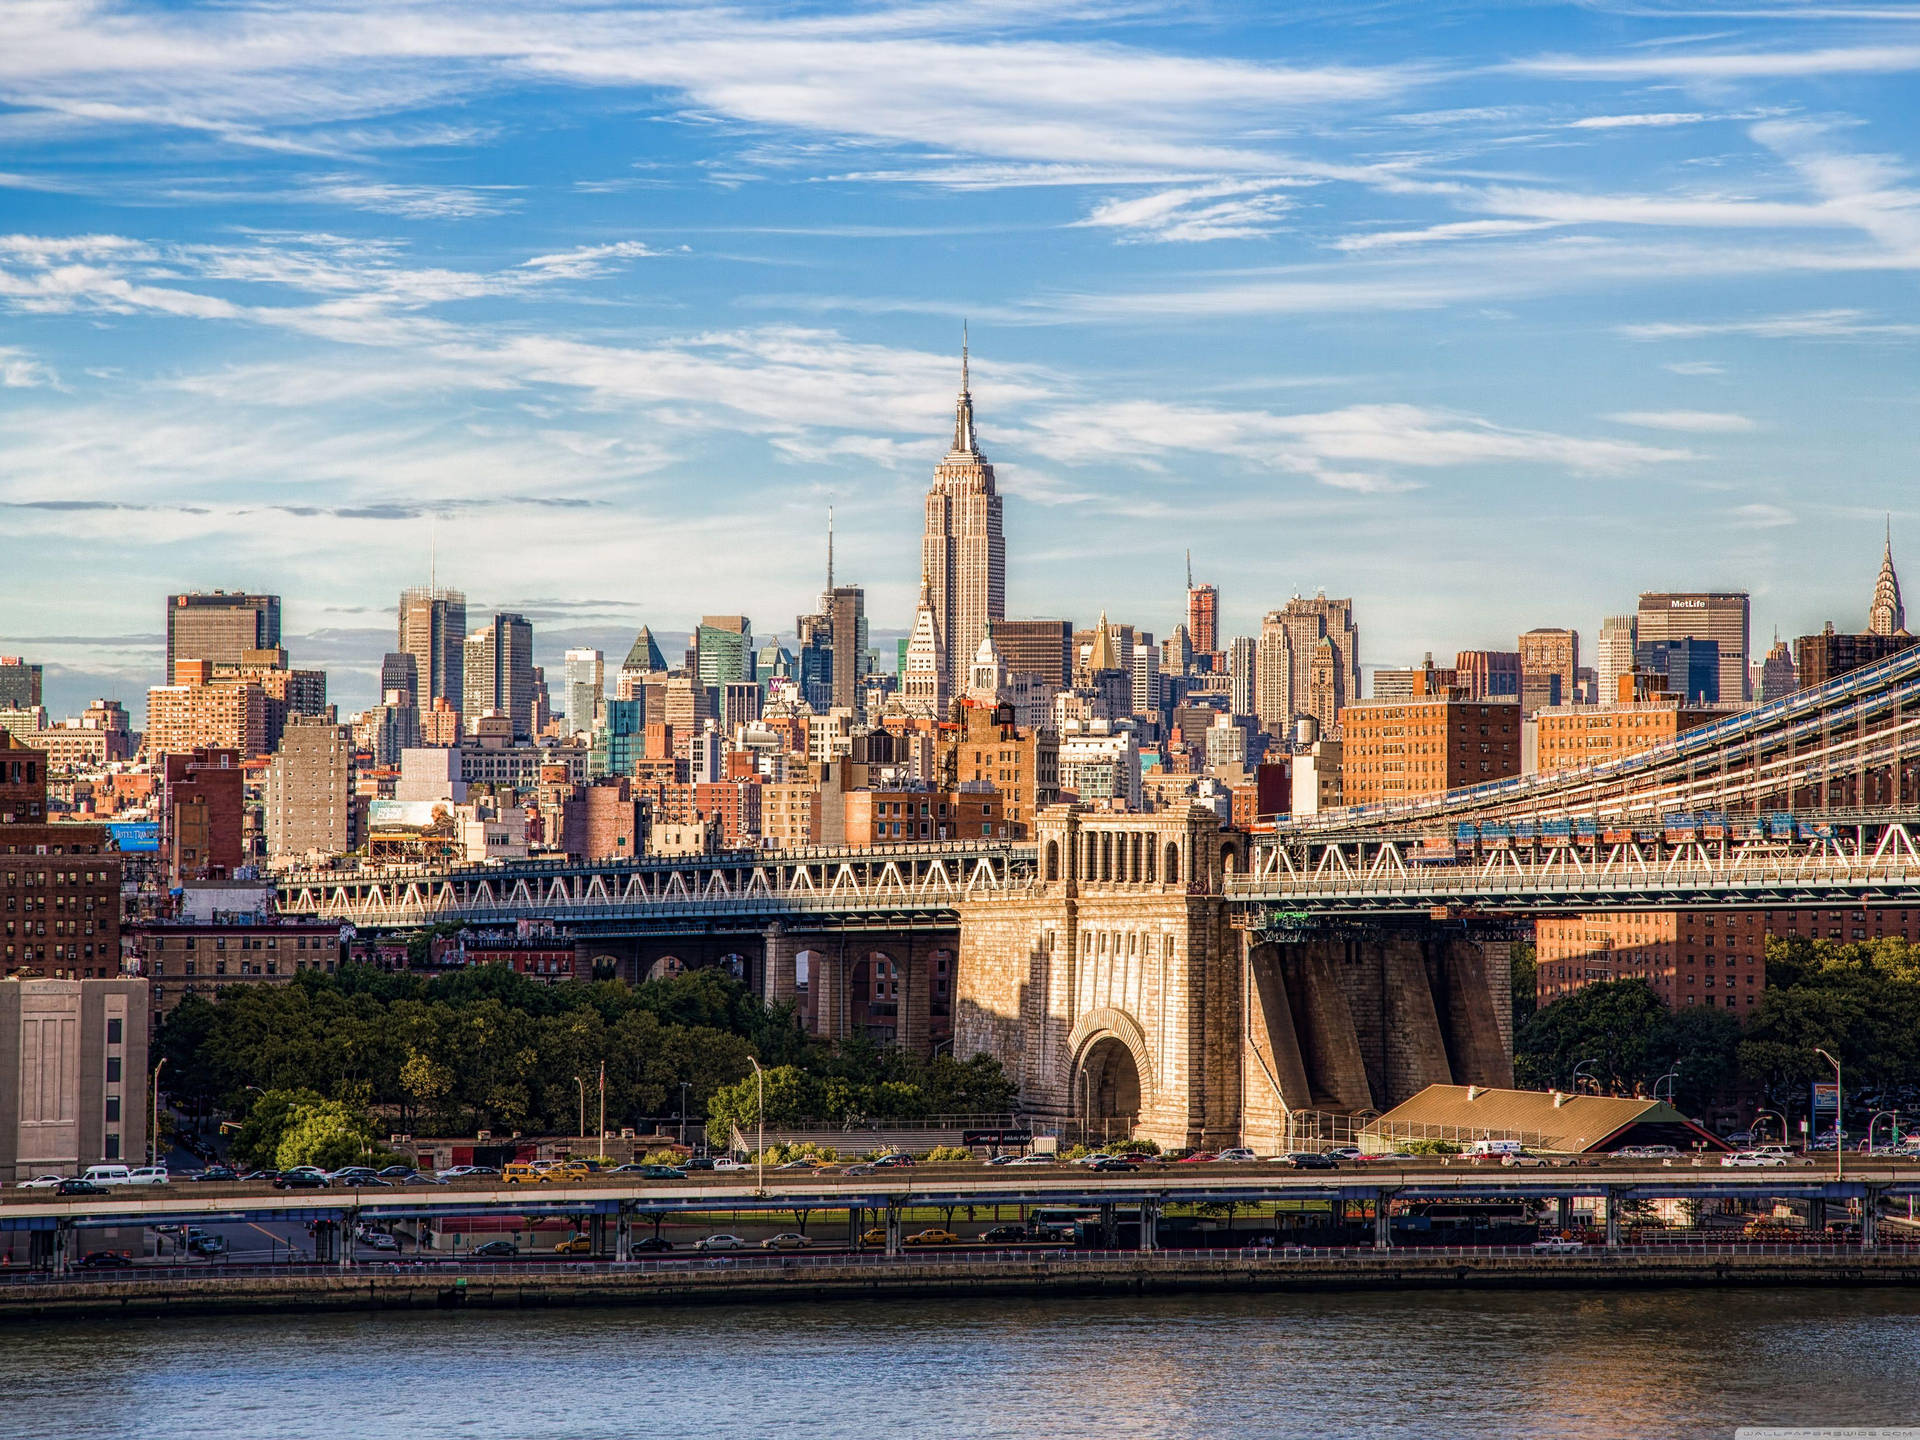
top-left (429, 513), bottom-right (437, 593)
top-left (827, 503), bottom-right (835, 592)
top-left (1186, 548), bottom-right (1192, 591)
top-left (962, 320), bottom-right (969, 395)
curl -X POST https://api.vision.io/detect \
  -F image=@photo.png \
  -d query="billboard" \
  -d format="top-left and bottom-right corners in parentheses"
top-left (107, 821), bottom-right (159, 853)
top-left (366, 800), bottom-right (458, 834)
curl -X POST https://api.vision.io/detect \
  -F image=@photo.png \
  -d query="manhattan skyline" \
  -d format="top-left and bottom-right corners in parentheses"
top-left (2, 2), bottom-right (1918, 716)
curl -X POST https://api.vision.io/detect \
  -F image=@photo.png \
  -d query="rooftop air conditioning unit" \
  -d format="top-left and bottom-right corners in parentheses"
top-left (476, 1129), bottom-right (493, 1141)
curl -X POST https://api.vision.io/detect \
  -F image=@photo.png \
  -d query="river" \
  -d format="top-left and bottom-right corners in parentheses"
top-left (10, 1287), bottom-right (1920, 1438)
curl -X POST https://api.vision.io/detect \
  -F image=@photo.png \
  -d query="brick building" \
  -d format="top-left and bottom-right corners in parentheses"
top-left (145, 668), bottom-right (269, 759)
top-left (937, 701), bottom-right (1059, 832)
top-left (162, 748), bottom-right (246, 886)
top-left (1339, 697), bottom-right (1522, 806)
top-left (844, 786), bottom-right (1022, 845)
top-left (135, 916), bottom-right (344, 1024)
top-left (1795, 624), bottom-right (1920, 690)
top-left (0, 735), bottom-right (121, 979)
top-left (1532, 700), bottom-right (1721, 774)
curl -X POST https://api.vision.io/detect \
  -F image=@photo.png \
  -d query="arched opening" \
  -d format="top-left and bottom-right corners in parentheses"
top-left (1164, 843), bottom-right (1181, 886)
top-left (588, 954), bottom-right (623, 982)
top-left (645, 955), bottom-right (685, 982)
top-left (1045, 839), bottom-right (1060, 881)
top-left (1077, 1035), bottom-right (1142, 1144)
top-left (853, 950), bottom-right (898, 1042)
top-left (1100, 832), bottom-right (1113, 882)
top-left (715, 952), bottom-right (749, 981)
top-left (1144, 839), bottom-right (1157, 885)
top-left (1220, 842), bottom-right (1240, 877)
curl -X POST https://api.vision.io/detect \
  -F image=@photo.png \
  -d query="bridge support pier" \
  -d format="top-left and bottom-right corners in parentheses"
top-left (614, 1207), bottom-right (631, 1263)
top-left (763, 923), bottom-right (797, 1009)
top-left (1555, 1195), bottom-right (1572, 1234)
top-left (1374, 1192), bottom-right (1392, 1251)
top-left (849, 1206), bottom-right (863, 1248)
top-left (1604, 1192), bottom-right (1621, 1250)
top-left (1864, 1188), bottom-right (1881, 1250)
top-left (1139, 1201), bottom-right (1158, 1252)
top-left (884, 1202), bottom-right (902, 1258)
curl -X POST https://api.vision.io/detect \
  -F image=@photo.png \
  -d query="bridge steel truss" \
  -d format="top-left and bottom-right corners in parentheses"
top-left (276, 842), bottom-right (1037, 933)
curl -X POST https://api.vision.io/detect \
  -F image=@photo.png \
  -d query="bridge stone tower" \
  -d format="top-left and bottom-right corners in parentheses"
top-left (956, 804), bottom-right (1513, 1151)
top-left (956, 805), bottom-right (1247, 1149)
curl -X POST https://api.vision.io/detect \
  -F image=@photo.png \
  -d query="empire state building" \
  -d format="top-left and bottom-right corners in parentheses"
top-left (921, 334), bottom-right (1005, 699)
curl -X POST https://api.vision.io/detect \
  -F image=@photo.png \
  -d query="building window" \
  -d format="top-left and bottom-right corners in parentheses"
top-left (105, 1057), bottom-right (121, 1083)
top-left (104, 1134), bottom-right (120, 1160)
top-left (106, 1018), bottom-right (121, 1044)
top-left (105, 1097), bottom-right (120, 1122)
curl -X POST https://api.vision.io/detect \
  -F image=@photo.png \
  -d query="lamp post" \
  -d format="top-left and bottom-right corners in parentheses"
top-left (150, 1057), bottom-right (168, 1167)
top-left (747, 1057), bottom-right (765, 1193)
top-left (1814, 1048), bottom-right (1843, 1180)
top-left (1868, 1110), bottom-right (1900, 1155)
top-left (679, 1081), bottom-right (691, 1148)
top-left (1754, 1108), bottom-right (1790, 1149)
top-left (597, 1061), bottom-right (606, 1160)
top-left (574, 1076), bottom-right (586, 1149)
top-left (1571, 1058), bottom-right (1600, 1095)
top-left (1653, 1070), bottom-right (1679, 1105)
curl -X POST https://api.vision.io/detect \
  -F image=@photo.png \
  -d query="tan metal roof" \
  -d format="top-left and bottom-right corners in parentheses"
top-left (1363, 1084), bottom-right (1691, 1154)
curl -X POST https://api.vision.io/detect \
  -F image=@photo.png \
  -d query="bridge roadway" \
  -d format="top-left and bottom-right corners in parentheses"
top-left (5, 1162), bottom-right (1914, 1235)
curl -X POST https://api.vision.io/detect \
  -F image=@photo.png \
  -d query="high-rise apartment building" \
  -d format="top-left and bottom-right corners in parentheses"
top-left (1186, 569), bottom-right (1219, 656)
top-left (986, 620), bottom-right (1072, 689)
top-left (265, 713), bottom-right (355, 861)
top-left (144, 669), bottom-right (268, 759)
top-left (0, 659), bottom-right (42, 710)
top-left (564, 649), bottom-right (604, 734)
top-left (1227, 636), bottom-right (1256, 717)
top-left (1340, 698), bottom-right (1521, 805)
top-left (398, 587), bottom-right (467, 721)
top-left (463, 613), bottom-right (535, 741)
top-left (826, 586), bottom-right (868, 715)
top-left (161, 747), bottom-right (244, 885)
top-left (1595, 616), bottom-right (1637, 703)
top-left (1518, 628), bottom-right (1579, 714)
top-left (1637, 592), bottom-right (1750, 704)
top-left (1256, 594), bottom-right (1359, 735)
top-left (165, 593), bottom-right (281, 683)
top-left (922, 338), bottom-right (1005, 699)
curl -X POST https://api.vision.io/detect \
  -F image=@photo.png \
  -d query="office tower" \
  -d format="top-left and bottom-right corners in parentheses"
top-left (1637, 591), bottom-right (1750, 704)
top-left (462, 613), bottom-right (535, 740)
top-left (794, 611), bottom-right (833, 709)
top-left (922, 334), bottom-right (1005, 698)
top-left (1518, 628), bottom-right (1579, 713)
top-left (398, 586), bottom-right (466, 720)
top-left (902, 579), bottom-right (947, 717)
top-left (1454, 650), bottom-right (1522, 702)
top-left (530, 666), bottom-right (553, 734)
top-left (1227, 636), bottom-right (1256, 716)
top-left (265, 714), bottom-right (354, 859)
top-left (1759, 637), bottom-right (1796, 703)
top-left (564, 649), bottom-right (604, 734)
top-left (987, 620), bottom-right (1072, 688)
top-left (0, 659), bottom-right (41, 710)
top-left (166, 592), bottom-right (280, 681)
top-left (1255, 594), bottom-right (1359, 734)
top-left (1595, 616), bottom-right (1637, 703)
top-left (826, 586), bottom-right (868, 715)
top-left (1131, 633), bottom-right (1160, 716)
top-left (1871, 523), bottom-right (1906, 637)
top-left (1164, 625), bottom-right (1194, 680)
top-left (695, 620), bottom-right (754, 689)
top-left (1186, 555), bottom-right (1219, 656)
top-left (0, 979), bottom-right (148, 1176)
top-left (380, 652), bottom-right (418, 701)
top-left (591, 698), bottom-right (644, 778)
top-left (616, 627), bottom-right (669, 701)
top-left (355, 689), bottom-right (422, 767)
top-left (1636, 637), bottom-right (1720, 705)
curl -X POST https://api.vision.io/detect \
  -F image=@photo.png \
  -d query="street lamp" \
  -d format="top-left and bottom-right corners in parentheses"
top-left (151, 1056), bottom-right (168, 1167)
top-left (678, 1081), bottom-right (691, 1148)
top-left (1814, 1048), bottom-right (1843, 1181)
top-left (597, 1061), bottom-right (606, 1160)
top-left (1653, 1070), bottom-right (1680, 1105)
top-left (1754, 1108), bottom-right (1790, 1149)
top-left (574, 1076), bottom-right (586, 1149)
top-left (1571, 1059), bottom-right (1600, 1094)
top-left (1867, 1110), bottom-right (1901, 1155)
top-left (747, 1057), bottom-right (765, 1193)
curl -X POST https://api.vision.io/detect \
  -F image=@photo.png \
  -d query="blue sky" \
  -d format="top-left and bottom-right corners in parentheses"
top-left (2, 0), bottom-right (1918, 720)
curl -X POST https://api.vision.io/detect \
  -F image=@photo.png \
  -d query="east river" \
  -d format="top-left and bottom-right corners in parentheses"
top-left (10, 1287), bottom-right (1920, 1438)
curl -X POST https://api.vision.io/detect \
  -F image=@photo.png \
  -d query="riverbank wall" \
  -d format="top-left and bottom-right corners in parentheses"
top-left (5, 1247), bottom-right (1919, 1322)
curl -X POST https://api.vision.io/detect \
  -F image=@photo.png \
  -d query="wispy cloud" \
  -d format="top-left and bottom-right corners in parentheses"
top-left (0, 347), bottom-right (53, 387)
top-left (1074, 183), bottom-right (1298, 243)
top-left (1513, 44), bottom-right (1920, 81)
top-left (1620, 309), bottom-right (1920, 339)
top-left (1568, 113), bottom-right (1709, 130)
top-left (1606, 409), bottom-right (1756, 431)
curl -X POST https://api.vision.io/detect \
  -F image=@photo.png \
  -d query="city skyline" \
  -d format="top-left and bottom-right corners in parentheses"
top-left (4, 3), bottom-right (1920, 716)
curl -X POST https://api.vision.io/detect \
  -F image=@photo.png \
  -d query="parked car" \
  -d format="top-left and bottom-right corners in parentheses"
top-left (1284, 1152), bottom-right (1338, 1170)
top-left (187, 1234), bottom-right (229, 1257)
top-left (355, 1228), bottom-right (400, 1253)
top-left (904, 1228), bottom-right (959, 1246)
top-left (1530, 1237), bottom-right (1585, 1255)
top-left (981, 1224), bottom-right (1031, 1241)
top-left (75, 1251), bottom-right (134, 1269)
top-left (126, 1166), bottom-right (170, 1186)
top-left (15, 1174), bottom-right (67, 1189)
top-left (553, 1233), bottom-right (592, 1254)
top-left (81, 1165), bottom-right (133, 1187)
top-left (697, 1234), bottom-right (747, 1252)
top-left (1214, 1147), bottom-right (1259, 1162)
top-left (471, 1240), bottom-right (518, 1257)
top-left (274, 1168), bottom-right (331, 1190)
top-left (1089, 1158), bottom-right (1138, 1172)
top-left (192, 1166), bottom-right (238, 1183)
top-left (1723, 1151), bottom-right (1789, 1168)
top-left (638, 1165), bottom-right (687, 1180)
top-left (761, 1233), bottom-right (812, 1250)
top-left (56, 1178), bottom-right (107, 1197)
top-left (632, 1235), bottom-right (674, 1253)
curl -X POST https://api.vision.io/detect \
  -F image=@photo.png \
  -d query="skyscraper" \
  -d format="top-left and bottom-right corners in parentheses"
top-left (1595, 615), bottom-right (1638, 703)
top-left (1518, 628), bottom-right (1579, 714)
top-left (986, 620), bottom-right (1072, 688)
top-left (1227, 635), bottom-right (1256, 717)
top-left (1870, 522), bottom-right (1906, 637)
top-left (463, 613), bottom-right (535, 740)
top-left (826, 586), bottom-right (868, 715)
top-left (1637, 592), bottom-right (1750, 704)
top-left (564, 648), bottom-right (604, 733)
top-left (1186, 554), bottom-right (1219, 658)
top-left (166, 593), bottom-right (280, 682)
top-left (922, 332), bottom-right (1005, 699)
top-left (398, 586), bottom-right (466, 721)
top-left (1255, 594), bottom-right (1359, 733)
top-left (901, 578), bottom-right (947, 717)
top-left (695, 617), bottom-right (754, 689)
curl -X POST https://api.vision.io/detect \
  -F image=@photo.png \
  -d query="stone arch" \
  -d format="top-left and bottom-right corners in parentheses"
top-left (1067, 1006), bottom-right (1157, 1108)
top-left (1220, 839), bottom-right (1242, 877)
top-left (645, 955), bottom-right (685, 982)
top-left (714, 951), bottom-right (750, 980)
top-left (1045, 839), bottom-right (1060, 882)
top-left (1145, 838), bottom-right (1157, 885)
top-left (1164, 842), bottom-right (1181, 886)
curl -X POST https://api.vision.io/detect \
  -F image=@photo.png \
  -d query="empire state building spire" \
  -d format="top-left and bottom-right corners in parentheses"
top-left (951, 322), bottom-right (980, 457)
top-left (923, 325), bottom-right (1005, 697)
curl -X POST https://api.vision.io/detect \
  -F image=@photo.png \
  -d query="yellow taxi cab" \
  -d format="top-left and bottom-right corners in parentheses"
top-left (545, 1162), bottom-right (591, 1183)
top-left (860, 1227), bottom-right (888, 1246)
top-left (903, 1228), bottom-right (959, 1247)
top-left (553, 1232), bottom-right (592, 1254)
top-left (502, 1162), bottom-right (542, 1185)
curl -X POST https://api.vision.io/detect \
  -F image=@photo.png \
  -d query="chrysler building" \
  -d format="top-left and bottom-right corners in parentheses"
top-left (921, 331), bottom-right (1006, 699)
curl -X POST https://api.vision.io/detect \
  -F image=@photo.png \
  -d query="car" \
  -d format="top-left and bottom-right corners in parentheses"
top-left (638, 1165), bottom-right (687, 1180)
top-left (1723, 1150), bottom-right (1790, 1168)
top-left (1284, 1152), bottom-right (1338, 1170)
top-left (75, 1251), bottom-right (134, 1269)
top-left (436, 1165), bottom-right (483, 1179)
top-left (81, 1165), bottom-right (133, 1186)
top-left (126, 1166), bottom-right (170, 1186)
top-left (1326, 1147), bottom-right (1364, 1162)
top-left (502, 1163), bottom-right (544, 1185)
top-left (187, 1234), bottom-right (229, 1257)
top-left (980, 1224), bottom-right (1030, 1242)
top-left (1501, 1151), bottom-right (1566, 1168)
top-left (274, 1168), bottom-right (331, 1190)
top-left (682, 1156), bottom-right (716, 1172)
top-left (544, 1163), bottom-right (592, 1182)
top-left (631, 1235), bottom-right (674, 1253)
top-left (378, 1165), bottom-right (416, 1178)
top-left (338, 1174), bottom-right (392, 1187)
top-left (1089, 1158), bottom-right (1138, 1172)
top-left (15, 1174), bottom-right (67, 1189)
top-left (1214, 1147), bottom-right (1259, 1162)
top-left (240, 1169), bottom-right (281, 1183)
top-left (326, 1166), bottom-right (377, 1181)
top-left (192, 1166), bottom-right (238, 1183)
top-left (761, 1233), bottom-right (813, 1250)
top-left (553, 1233), bottom-right (593, 1255)
top-left (711, 1158), bottom-right (750, 1172)
top-left (860, 1227), bottom-right (889, 1246)
top-left (696, 1234), bottom-right (747, 1252)
top-left (870, 1154), bottom-right (916, 1169)
top-left (55, 1178), bottom-right (108, 1197)
top-left (984, 1153), bottom-right (1019, 1166)
top-left (843, 1163), bottom-right (877, 1176)
top-left (1530, 1237), bottom-right (1585, 1255)
top-left (355, 1228), bottom-right (400, 1252)
top-left (1724, 1130), bottom-right (1756, 1147)
top-left (903, 1228), bottom-right (959, 1246)
top-left (471, 1240), bottom-right (519, 1257)
top-left (1006, 1154), bottom-right (1054, 1166)
top-left (1177, 1152), bottom-right (1219, 1164)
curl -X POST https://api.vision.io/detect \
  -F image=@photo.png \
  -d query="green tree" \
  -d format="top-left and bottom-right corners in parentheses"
top-left (273, 1098), bottom-right (379, 1171)
top-left (1510, 943), bottom-right (1537, 1026)
top-left (1515, 979), bottom-right (1670, 1092)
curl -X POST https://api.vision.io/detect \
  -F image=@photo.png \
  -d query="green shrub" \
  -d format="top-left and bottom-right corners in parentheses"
top-left (1395, 1139), bottom-right (1461, 1156)
top-left (923, 1146), bottom-right (972, 1163)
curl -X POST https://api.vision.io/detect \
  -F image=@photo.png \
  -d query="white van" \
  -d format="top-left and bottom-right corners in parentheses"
top-left (1464, 1140), bottom-right (1524, 1159)
top-left (81, 1165), bottom-right (132, 1186)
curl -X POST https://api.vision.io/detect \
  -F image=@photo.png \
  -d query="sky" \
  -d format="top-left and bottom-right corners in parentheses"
top-left (2, 0), bottom-right (1919, 721)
